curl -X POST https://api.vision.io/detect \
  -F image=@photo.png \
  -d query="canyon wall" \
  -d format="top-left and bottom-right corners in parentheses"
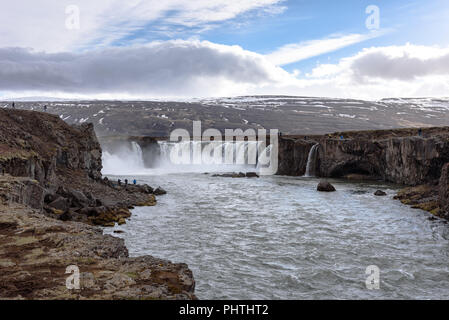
top-left (0, 109), bottom-right (196, 300)
top-left (278, 128), bottom-right (449, 186)
top-left (0, 109), bottom-right (102, 185)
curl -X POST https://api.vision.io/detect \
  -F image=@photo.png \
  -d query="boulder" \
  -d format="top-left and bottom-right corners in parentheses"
top-left (154, 187), bottom-right (167, 196)
top-left (317, 181), bottom-right (336, 192)
top-left (374, 190), bottom-right (387, 196)
top-left (59, 210), bottom-right (72, 221)
top-left (246, 172), bottom-right (259, 178)
top-left (48, 196), bottom-right (69, 211)
top-left (439, 163), bottom-right (449, 219)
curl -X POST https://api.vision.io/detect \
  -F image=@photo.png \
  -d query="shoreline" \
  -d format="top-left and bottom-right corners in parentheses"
top-left (0, 109), bottom-right (196, 300)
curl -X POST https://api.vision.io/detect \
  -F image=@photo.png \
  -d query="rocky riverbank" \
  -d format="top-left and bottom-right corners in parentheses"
top-left (0, 109), bottom-right (196, 299)
top-left (278, 127), bottom-right (449, 220)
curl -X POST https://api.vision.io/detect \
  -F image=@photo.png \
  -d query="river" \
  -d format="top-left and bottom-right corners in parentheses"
top-left (103, 169), bottom-right (449, 299)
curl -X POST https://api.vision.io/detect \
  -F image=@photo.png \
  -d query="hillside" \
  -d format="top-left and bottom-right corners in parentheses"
top-left (4, 96), bottom-right (449, 137)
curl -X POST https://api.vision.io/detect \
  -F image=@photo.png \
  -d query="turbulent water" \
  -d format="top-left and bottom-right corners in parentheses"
top-left (103, 148), bottom-right (449, 300)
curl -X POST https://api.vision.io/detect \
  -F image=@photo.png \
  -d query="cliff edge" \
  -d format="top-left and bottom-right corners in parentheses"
top-left (278, 127), bottom-right (449, 219)
top-left (0, 109), bottom-right (196, 300)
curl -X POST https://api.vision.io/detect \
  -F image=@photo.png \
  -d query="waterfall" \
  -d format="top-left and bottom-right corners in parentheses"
top-left (102, 139), bottom-right (270, 175)
top-left (131, 142), bottom-right (144, 168)
top-left (304, 144), bottom-right (319, 177)
top-left (102, 141), bottom-right (145, 175)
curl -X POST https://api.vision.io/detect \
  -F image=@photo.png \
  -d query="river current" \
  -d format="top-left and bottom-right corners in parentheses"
top-left (104, 170), bottom-right (449, 299)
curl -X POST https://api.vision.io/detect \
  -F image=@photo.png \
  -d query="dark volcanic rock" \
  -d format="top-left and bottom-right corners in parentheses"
top-left (154, 186), bottom-right (167, 196)
top-left (317, 181), bottom-right (336, 192)
top-left (278, 138), bottom-right (317, 176)
top-left (0, 203), bottom-right (196, 300)
top-left (0, 109), bottom-right (102, 185)
top-left (374, 190), bottom-right (387, 196)
top-left (48, 196), bottom-right (69, 212)
top-left (439, 163), bottom-right (449, 219)
top-left (246, 172), bottom-right (259, 178)
top-left (0, 109), bottom-right (196, 300)
top-left (278, 127), bottom-right (449, 186)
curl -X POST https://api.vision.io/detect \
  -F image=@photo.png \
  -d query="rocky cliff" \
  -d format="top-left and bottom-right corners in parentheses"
top-left (279, 127), bottom-right (449, 185)
top-left (0, 109), bottom-right (196, 300)
top-left (439, 163), bottom-right (449, 219)
top-left (0, 109), bottom-right (102, 184)
top-left (278, 127), bottom-right (449, 220)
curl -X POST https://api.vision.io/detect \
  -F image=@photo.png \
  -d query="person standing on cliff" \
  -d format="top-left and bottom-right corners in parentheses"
top-left (11, 102), bottom-right (15, 109)
top-left (418, 128), bottom-right (422, 137)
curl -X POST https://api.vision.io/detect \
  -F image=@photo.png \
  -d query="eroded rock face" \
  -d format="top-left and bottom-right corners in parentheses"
top-left (277, 138), bottom-right (317, 176)
top-left (278, 129), bottom-right (449, 186)
top-left (0, 176), bottom-right (44, 210)
top-left (439, 163), bottom-right (449, 219)
top-left (0, 204), bottom-right (196, 300)
top-left (0, 110), bottom-right (102, 185)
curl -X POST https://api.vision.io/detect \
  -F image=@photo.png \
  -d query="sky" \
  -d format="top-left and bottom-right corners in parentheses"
top-left (1, 0), bottom-right (449, 100)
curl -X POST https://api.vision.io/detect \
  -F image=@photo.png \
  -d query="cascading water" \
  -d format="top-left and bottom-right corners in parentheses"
top-left (304, 143), bottom-right (319, 177)
top-left (102, 140), bottom-right (269, 175)
top-left (102, 141), bottom-right (146, 175)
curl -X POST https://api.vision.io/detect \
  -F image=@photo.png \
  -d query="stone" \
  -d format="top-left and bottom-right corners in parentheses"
top-left (48, 197), bottom-right (69, 211)
top-left (374, 190), bottom-right (387, 196)
top-left (439, 163), bottom-right (449, 219)
top-left (317, 181), bottom-right (336, 192)
top-left (245, 172), bottom-right (259, 178)
top-left (154, 187), bottom-right (167, 196)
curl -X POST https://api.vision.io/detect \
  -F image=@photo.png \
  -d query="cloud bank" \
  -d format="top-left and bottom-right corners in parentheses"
top-left (1, 43), bottom-right (449, 99)
top-left (0, 41), bottom-right (290, 97)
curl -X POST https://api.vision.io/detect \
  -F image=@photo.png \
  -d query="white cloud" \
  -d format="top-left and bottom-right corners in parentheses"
top-left (0, 40), bottom-right (291, 97)
top-left (2, 41), bottom-right (449, 100)
top-left (265, 31), bottom-right (387, 66)
top-left (294, 44), bottom-right (449, 99)
top-left (0, 0), bottom-right (285, 52)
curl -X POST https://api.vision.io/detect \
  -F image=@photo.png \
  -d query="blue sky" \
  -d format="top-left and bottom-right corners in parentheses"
top-left (1, 0), bottom-right (449, 99)
top-left (108, 0), bottom-right (449, 74)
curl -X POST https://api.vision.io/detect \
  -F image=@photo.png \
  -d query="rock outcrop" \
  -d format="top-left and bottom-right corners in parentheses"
top-left (278, 127), bottom-right (449, 220)
top-left (0, 109), bottom-right (159, 227)
top-left (0, 109), bottom-right (102, 184)
top-left (278, 127), bottom-right (449, 186)
top-left (277, 138), bottom-right (316, 176)
top-left (0, 203), bottom-right (195, 300)
top-left (317, 181), bottom-right (336, 192)
top-left (0, 109), bottom-right (195, 300)
top-left (439, 163), bottom-right (449, 219)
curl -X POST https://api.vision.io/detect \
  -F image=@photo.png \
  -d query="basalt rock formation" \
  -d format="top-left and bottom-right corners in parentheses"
top-left (0, 109), bottom-right (158, 226)
top-left (439, 163), bottom-right (449, 219)
top-left (0, 203), bottom-right (195, 300)
top-left (277, 139), bottom-right (316, 176)
top-left (278, 127), bottom-right (449, 219)
top-left (279, 127), bottom-right (449, 185)
top-left (0, 109), bottom-right (195, 300)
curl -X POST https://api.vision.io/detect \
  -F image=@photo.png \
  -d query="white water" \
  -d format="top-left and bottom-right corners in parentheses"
top-left (101, 141), bottom-right (449, 299)
top-left (102, 142), bottom-right (146, 175)
top-left (105, 172), bottom-right (449, 299)
top-left (102, 140), bottom-right (263, 176)
top-left (304, 144), bottom-right (319, 177)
